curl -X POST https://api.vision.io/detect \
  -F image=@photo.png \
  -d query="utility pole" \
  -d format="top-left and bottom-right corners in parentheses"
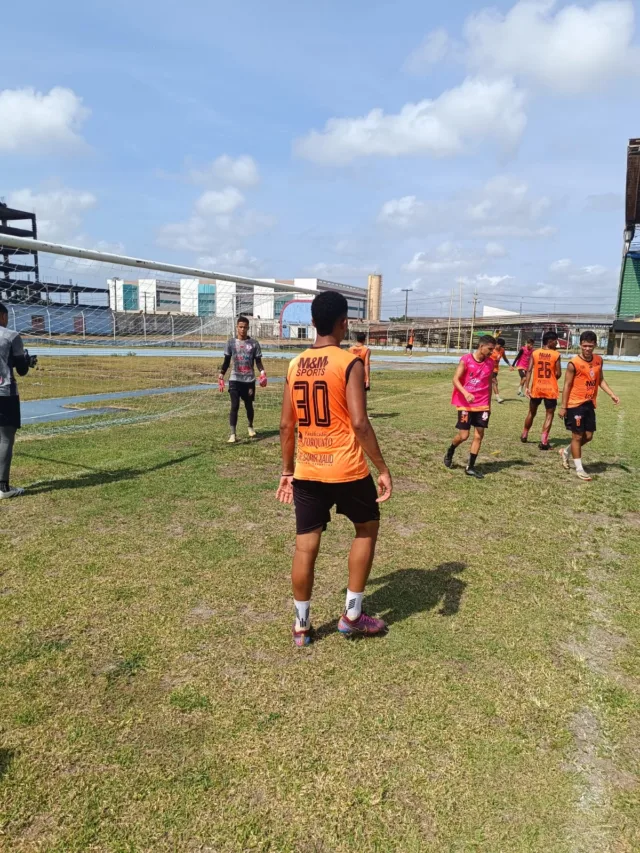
top-left (445, 289), bottom-right (454, 353)
top-left (401, 288), bottom-right (412, 345)
top-left (456, 279), bottom-right (463, 350)
top-left (469, 288), bottom-right (478, 351)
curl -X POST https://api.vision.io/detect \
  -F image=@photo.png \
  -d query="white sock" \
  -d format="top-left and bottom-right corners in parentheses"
top-left (562, 445), bottom-right (571, 459)
top-left (294, 599), bottom-right (310, 631)
top-left (345, 589), bottom-right (363, 620)
top-left (574, 458), bottom-right (585, 474)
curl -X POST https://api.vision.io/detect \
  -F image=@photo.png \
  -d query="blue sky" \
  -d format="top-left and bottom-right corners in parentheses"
top-left (2, 0), bottom-right (639, 317)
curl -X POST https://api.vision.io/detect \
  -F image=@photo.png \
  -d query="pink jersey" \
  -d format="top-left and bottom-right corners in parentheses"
top-left (516, 346), bottom-right (533, 370)
top-left (451, 353), bottom-right (494, 411)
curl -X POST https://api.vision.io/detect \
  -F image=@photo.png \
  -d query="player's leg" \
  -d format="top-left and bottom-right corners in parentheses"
top-left (291, 528), bottom-right (323, 645)
top-left (444, 423), bottom-right (470, 468)
top-left (493, 374), bottom-right (503, 403)
top-left (335, 475), bottom-right (386, 636)
top-left (290, 481), bottom-right (331, 645)
top-left (538, 400), bottom-right (556, 450)
top-left (522, 399), bottom-right (540, 442)
top-left (0, 426), bottom-right (22, 499)
top-left (228, 383), bottom-right (240, 443)
top-left (244, 383), bottom-right (256, 437)
top-left (466, 425), bottom-right (485, 479)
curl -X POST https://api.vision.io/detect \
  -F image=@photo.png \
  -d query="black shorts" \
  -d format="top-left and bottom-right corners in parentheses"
top-left (406, 344), bottom-right (413, 351)
top-left (531, 397), bottom-right (558, 411)
top-left (456, 410), bottom-right (490, 430)
top-left (228, 380), bottom-right (255, 401)
top-left (564, 401), bottom-right (596, 434)
top-left (292, 475), bottom-right (380, 535)
top-left (518, 369), bottom-right (527, 379)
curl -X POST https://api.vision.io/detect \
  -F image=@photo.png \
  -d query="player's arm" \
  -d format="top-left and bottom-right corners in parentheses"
top-left (558, 362), bottom-right (575, 417)
top-left (346, 360), bottom-right (392, 502)
top-left (364, 350), bottom-right (371, 388)
top-left (511, 348), bottom-right (524, 370)
top-left (276, 380), bottom-right (296, 504)
top-left (555, 357), bottom-right (562, 380)
top-left (11, 334), bottom-right (30, 376)
top-left (501, 351), bottom-right (510, 366)
top-left (524, 361), bottom-right (534, 397)
top-left (219, 341), bottom-right (232, 379)
top-left (599, 368), bottom-right (620, 405)
top-left (452, 361), bottom-right (474, 403)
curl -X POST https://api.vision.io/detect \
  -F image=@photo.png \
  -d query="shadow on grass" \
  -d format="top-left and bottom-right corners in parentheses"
top-left (16, 451), bottom-right (106, 472)
top-left (586, 461), bottom-right (632, 474)
top-left (479, 459), bottom-right (533, 475)
top-left (250, 429), bottom-right (281, 443)
top-left (369, 413), bottom-right (400, 419)
top-left (314, 562), bottom-right (467, 640)
top-left (25, 452), bottom-right (203, 495)
top-left (0, 749), bottom-right (14, 781)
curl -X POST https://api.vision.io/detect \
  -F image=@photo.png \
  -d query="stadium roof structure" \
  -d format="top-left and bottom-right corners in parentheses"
top-left (616, 139), bottom-right (640, 318)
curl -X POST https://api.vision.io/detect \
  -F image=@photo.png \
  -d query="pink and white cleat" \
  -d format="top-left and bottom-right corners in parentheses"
top-left (338, 611), bottom-right (387, 637)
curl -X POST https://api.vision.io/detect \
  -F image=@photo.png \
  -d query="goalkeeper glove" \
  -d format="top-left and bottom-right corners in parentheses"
top-left (259, 371), bottom-right (267, 388)
top-left (218, 375), bottom-right (225, 392)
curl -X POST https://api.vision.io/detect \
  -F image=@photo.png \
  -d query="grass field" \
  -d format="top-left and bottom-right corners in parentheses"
top-left (1, 366), bottom-right (639, 852)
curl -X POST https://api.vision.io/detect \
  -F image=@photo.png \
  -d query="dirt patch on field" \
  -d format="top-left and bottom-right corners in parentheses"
top-left (393, 477), bottom-right (430, 493)
top-left (187, 604), bottom-right (216, 623)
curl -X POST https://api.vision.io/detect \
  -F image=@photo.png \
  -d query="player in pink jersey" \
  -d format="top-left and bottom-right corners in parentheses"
top-left (444, 335), bottom-right (496, 479)
top-left (511, 338), bottom-right (534, 397)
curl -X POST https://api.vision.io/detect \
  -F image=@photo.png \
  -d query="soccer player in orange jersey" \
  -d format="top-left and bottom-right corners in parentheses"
top-left (277, 292), bottom-right (393, 646)
top-left (558, 330), bottom-right (620, 481)
top-left (521, 331), bottom-right (562, 450)
top-left (490, 337), bottom-right (510, 403)
top-left (349, 332), bottom-right (372, 391)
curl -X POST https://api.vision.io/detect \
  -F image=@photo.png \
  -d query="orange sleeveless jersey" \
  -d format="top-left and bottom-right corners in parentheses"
top-left (491, 345), bottom-right (504, 373)
top-left (287, 346), bottom-right (369, 483)
top-left (349, 344), bottom-right (370, 365)
top-left (568, 354), bottom-right (603, 408)
top-left (530, 348), bottom-right (560, 399)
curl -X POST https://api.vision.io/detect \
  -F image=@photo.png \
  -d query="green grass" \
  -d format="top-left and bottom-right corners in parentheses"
top-left (1, 367), bottom-right (639, 852)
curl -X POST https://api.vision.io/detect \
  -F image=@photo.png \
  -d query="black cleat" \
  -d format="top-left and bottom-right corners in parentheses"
top-left (443, 454), bottom-right (454, 469)
top-left (538, 442), bottom-right (551, 451)
top-left (520, 436), bottom-right (528, 443)
top-left (465, 467), bottom-right (485, 480)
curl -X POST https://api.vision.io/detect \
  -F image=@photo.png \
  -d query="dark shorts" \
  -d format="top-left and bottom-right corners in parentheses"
top-left (564, 401), bottom-right (596, 434)
top-left (518, 369), bottom-right (527, 379)
top-left (406, 344), bottom-right (413, 351)
top-left (228, 380), bottom-right (255, 401)
top-left (531, 397), bottom-right (558, 411)
top-left (292, 475), bottom-right (380, 535)
top-left (0, 395), bottom-right (21, 429)
top-left (456, 409), bottom-right (490, 430)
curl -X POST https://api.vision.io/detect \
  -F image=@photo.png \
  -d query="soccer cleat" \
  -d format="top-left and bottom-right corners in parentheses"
top-left (538, 442), bottom-right (551, 451)
top-left (520, 434), bottom-right (528, 443)
top-left (227, 434), bottom-right (237, 444)
top-left (0, 486), bottom-right (24, 499)
top-left (496, 396), bottom-right (504, 404)
top-left (559, 448), bottom-right (571, 470)
top-left (338, 611), bottom-right (387, 637)
top-left (293, 625), bottom-right (312, 647)
top-left (576, 469), bottom-right (593, 482)
top-left (443, 454), bottom-right (454, 469)
top-left (465, 468), bottom-right (485, 480)
top-left (247, 426), bottom-right (256, 438)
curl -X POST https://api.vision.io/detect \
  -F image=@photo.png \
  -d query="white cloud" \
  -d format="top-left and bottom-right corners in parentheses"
top-left (377, 195), bottom-right (426, 228)
top-left (294, 77), bottom-right (527, 164)
top-left (0, 87), bottom-right (89, 154)
top-left (403, 29), bottom-right (453, 73)
top-left (550, 258), bottom-right (572, 272)
top-left (420, 0), bottom-right (640, 94)
top-left (194, 187), bottom-right (245, 216)
top-left (7, 187), bottom-right (97, 242)
top-left (403, 241), bottom-right (498, 274)
top-left (485, 242), bottom-right (508, 258)
top-left (197, 249), bottom-right (263, 276)
top-left (189, 154), bottom-right (259, 187)
top-left (379, 175), bottom-right (554, 239)
top-left (305, 261), bottom-right (377, 279)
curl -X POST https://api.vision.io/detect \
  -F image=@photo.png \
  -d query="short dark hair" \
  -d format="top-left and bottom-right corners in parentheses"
top-left (311, 291), bottom-right (348, 336)
top-left (237, 315), bottom-right (250, 326)
top-left (356, 332), bottom-right (366, 344)
top-left (496, 337), bottom-right (506, 346)
top-left (0, 303), bottom-right (7, 316)
top-left (542, 331), bottom-right (558, 345)
top-left (580, 330), bottom-right (597, 344)
top-left (526, 338), bottom-right (535, 345)
top-left (478, 334), bottom-right (496, 346)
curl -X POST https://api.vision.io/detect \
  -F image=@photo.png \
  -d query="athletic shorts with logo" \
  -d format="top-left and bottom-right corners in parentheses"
top-left (456, 409), bottom-right (490, 430)
top-left (564, 401), bottom-right (596, 433)
top-left (292, 475), bottom-right (380, 534)
top-left (531, 397), bottom-right (557, 410)
top-left (518, 369), bottom-right (527, 379)
top-left (228, 380), bottom-right (255, 401)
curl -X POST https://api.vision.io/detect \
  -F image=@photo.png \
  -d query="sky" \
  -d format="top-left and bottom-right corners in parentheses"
top-left (1, 0), bottom-right (639, 319)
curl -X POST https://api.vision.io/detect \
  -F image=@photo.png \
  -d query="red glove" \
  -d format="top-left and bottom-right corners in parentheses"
top-left (259, 371), bottom-right (267, 388)
top-left (218, 376), bottom-right (225, 392)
